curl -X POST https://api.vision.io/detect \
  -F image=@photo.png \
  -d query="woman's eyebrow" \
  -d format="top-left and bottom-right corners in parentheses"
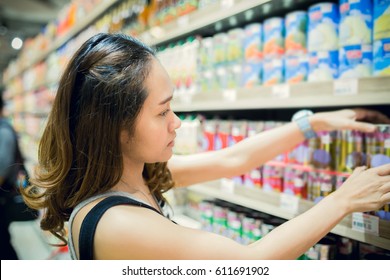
top-left (158, 95), bottom-right (173, 105)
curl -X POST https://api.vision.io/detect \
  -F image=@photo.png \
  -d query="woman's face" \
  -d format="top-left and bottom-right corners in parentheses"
top-left (120, 58), bottom-right (181, 164)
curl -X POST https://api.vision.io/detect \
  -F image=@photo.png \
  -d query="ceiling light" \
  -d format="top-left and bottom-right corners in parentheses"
top-left (11, 37), bottom-right (23, 50)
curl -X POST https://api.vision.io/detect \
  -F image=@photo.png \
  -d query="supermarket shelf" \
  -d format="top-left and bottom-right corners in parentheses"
top-left (6, 81), bottom-right (58, 100)
top-left (5, 0), bottom-right (268, 84)
top-left (141, 0), bottom-right (270, 46)
top-left (4, 0), bottom-right (120, 84)
top-left (172, 213), bottom-right (202, 229)
top-left (188, 181), bottom-right (390, 250)
top-left (172, 76), bottom-right (390, 112)
top-left (266, 160), bottom-right (351, 177)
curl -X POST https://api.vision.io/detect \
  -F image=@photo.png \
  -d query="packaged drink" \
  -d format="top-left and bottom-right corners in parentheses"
top-left (262, 165), bottom-right (273, 192)
top-left (263, 17), bottom-right (285, 59)
top-left (373, 0), bottom-right (390, 40)
top-left (293, 169), bottom-right (308, 199)
top-left (308, 50), bottom-right (339, 81)
top-left (345, 130), bottom-right (365, 172)
top-left (177, 0), bottom-right (198, 16)
top-left (241, 62), bottom-right (262, 88)
top-left (199, 200), bottom-right (214, 232)
top-left (308, 171), bottom-right (321, 202)
top-left (283, 166), bottom-right (296, 196)
top-left (199, 37), bottom-right (214, 70)
top-left (250, 212), bottom-right (267, 243)
top-left (282, 167), bottom-right (307, 198)
top-left (285, 11), bottom-right (308, 56)
top-left (285, 55), bottom-right (309, 83)
top-left (262, 58), bottom-right (284, 85)
top-left (229, 121), bottom-right (247, 146)
top-left (314, 236), bottom-right (337, 260)
top-left (312, 131), bottom-right (333, 169)
top-left (244, 167), bottom-right (262, 188)
top-left (215, 66), bottom-right (229, 90)
top-left (226, 207), bottom-right (242, 242)
top-left (373, 38), bottom-right (390, 76)
top-left (375, 203), bottom-right (390, 220)
top-left (367, 125), bottom-right (390, 167)
top-left (320, 173), bottom-right (333, 198)
top-left (308, 2), bottom-right (339, 52)
top-left (287, 140), bottom-right (311, 165)
top-left (339, 0), bottom-right (373, 46)
top-left (242, 216), bottom-right (256, 245)
top-left (212, 202), bottom-right (228, 236)
top-left (216, 120), bottom-right (231, 150)
top-left (201, 119), bottom-right (217, 151)
top-left (339, 44), bottom-right (373, 78)
top-left (199, 70), bottom-right (216, 92)
top-left (337, 237), bottom-right (356, 260)
top-left (226, 64), bottom-right (242, 89)
top-left (243, 23), bottom-right (263, 62)
top-left (213, 33), bottom-right (228, 66)
top-left (226, 28), bottom-right (245, 64)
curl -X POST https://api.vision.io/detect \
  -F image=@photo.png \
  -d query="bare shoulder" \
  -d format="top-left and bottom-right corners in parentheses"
top-left (73, 199), bottom-right (257, 260)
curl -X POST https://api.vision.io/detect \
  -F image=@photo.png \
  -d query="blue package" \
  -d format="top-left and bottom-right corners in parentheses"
top-left (308, 2), bottom-right (339, 51)
top-left (339, 44), bottom-right (372, 78)
top-left (339, 0), bottom-right (373, 46)
top-left (285, 55), bottom-right (309, 83)
top-left (308, 50), bottom-right (339, 81)
top-left (373, 0), bottom-right (390, 40)
top-left (373, 38), bottom-right (390, 76)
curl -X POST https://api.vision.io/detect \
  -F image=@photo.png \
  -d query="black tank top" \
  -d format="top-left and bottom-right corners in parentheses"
top-left (78, 195), bottom-right (170, 260)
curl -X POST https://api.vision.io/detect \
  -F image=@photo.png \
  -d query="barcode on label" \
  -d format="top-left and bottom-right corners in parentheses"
top-left (352, 221), bottom-right (372, 230)
top-left (352, 213), bottom-right (379, 236)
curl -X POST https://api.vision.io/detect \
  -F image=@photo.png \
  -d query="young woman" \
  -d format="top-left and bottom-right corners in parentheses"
top-left (23, 33), bottom-right (390, 260)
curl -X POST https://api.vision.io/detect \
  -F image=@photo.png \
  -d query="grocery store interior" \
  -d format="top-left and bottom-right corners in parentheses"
top-left (1, 0), bottom-right (390, 260)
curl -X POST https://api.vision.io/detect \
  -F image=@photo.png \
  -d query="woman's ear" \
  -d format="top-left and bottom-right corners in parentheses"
top-left (120, 130), bottom-right (131, 145)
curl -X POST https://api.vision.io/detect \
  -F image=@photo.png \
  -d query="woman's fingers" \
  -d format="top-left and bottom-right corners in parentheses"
top-left (346, 120), bottom-right (377, 133)
top-left (372, 163), bottom-right (390, 176)
top-left (354, 108), bottom-right (390, 124)
top-left (348, 165), bottom-right (367, 180)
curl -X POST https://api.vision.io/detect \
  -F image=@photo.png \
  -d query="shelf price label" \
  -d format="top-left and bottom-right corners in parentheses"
top-left (177, 15), bottom-right (189, 27)
top-left (221, 0), bottom-right (235, 8)
top-left (272, 84), bottom-right (290, 98)
top-left (333, 79), bottom-right (358, 96)
top-left (179, 93), bottom-right (192, 105)
top-left (220, 178), bottom-right (235, 193)
top-left (222, 89), bottom-right (237, 102)
top-left (280, 193), bottom-right (299, 214)
top-left (352, 212), bottom-right (379, 236)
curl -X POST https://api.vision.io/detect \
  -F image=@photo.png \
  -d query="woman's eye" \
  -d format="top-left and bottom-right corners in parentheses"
top-left (160, 109), bottom-right (170, 117)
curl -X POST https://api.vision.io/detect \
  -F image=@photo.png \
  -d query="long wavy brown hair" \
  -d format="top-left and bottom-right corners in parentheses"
top-left (22, 33), bottom-right (175, 245)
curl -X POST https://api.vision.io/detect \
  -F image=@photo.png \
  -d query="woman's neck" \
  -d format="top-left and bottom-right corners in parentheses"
top-left (110, 160), bottom-right (159, 208)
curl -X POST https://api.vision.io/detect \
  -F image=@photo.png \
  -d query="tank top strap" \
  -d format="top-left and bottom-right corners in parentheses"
top-left (78, 195), bottom-right (164, 260)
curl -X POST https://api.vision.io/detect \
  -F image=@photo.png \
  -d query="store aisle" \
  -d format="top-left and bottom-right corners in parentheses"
top-left (9, 220), bottom-right (70, 260)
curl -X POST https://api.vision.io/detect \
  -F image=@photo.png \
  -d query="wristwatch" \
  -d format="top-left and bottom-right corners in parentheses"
top-left (292, 109), bottom-right (317, 139)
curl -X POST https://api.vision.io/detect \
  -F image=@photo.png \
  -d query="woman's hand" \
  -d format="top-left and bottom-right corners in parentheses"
top-left (333, 163), bottom-right (390, 214)
top-left (309, 109), bottom-right (377, 133)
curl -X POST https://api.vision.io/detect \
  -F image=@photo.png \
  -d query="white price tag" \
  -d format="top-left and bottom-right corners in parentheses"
top-left (385, 139), bottom-right (390, 149)
top-left (280, 193), bottom-right (299, 214)
top-left (334, 79), bottom-right (358, 96)
top-left (321, 133), bottom-right (331, 144)
top-left (177, 15), bottom-right (189, 26)
top-left (223, 89), bottom-right (237, 102)
top-left (272, 84), bottom-right (290, 98)
top-left (220, 178), bottom-right (235, 193)
top-left (352, 212), bottom-right (379, 236)
top-left (221, 0), bottom-right (234, 8)
top-left (180, 94), bottom-right (192, 105)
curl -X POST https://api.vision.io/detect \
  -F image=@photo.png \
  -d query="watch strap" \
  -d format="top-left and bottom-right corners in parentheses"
top-left (295, 116), bottom-right (317, 139)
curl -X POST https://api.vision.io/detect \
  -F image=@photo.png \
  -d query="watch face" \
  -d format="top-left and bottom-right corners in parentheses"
top-left (292, 109), bottom-right (314, 121)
